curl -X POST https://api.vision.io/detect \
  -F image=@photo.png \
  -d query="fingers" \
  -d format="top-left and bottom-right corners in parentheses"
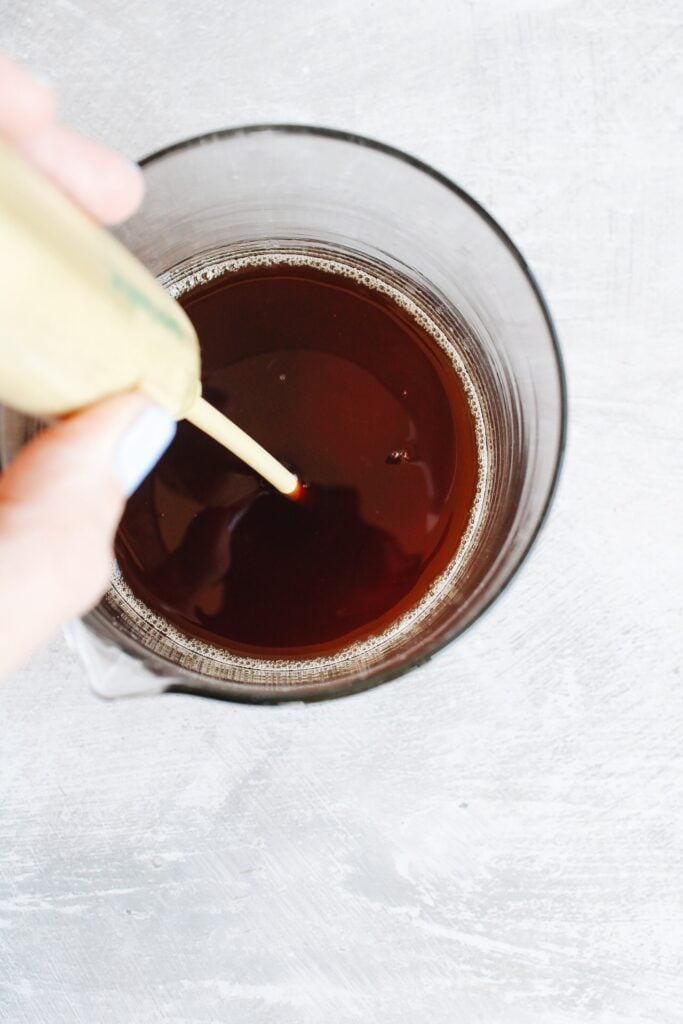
top-left (20, 122), bottom-right (145, 225)
top-left (0, 395), bottom-right (175, 676)
top-left (0, 55), bottom-right (161, 674)
top-left (0, 54), bottom-right (144, 224)
top-left (0, 54), bottom-right (55, 141)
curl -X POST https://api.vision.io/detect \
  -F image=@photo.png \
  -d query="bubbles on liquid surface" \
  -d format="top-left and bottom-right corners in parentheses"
top-left (112, 249), bottom-right (491, 677)
top-left (386, 449), bottom-right (411, 464)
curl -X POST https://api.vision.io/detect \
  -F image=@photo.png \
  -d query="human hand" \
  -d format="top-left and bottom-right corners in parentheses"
top-left (0, 55), bottom-right (176, 675)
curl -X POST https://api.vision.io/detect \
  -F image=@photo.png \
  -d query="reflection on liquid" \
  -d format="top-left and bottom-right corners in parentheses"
top-left (144, 484), bottom-right (422, 649)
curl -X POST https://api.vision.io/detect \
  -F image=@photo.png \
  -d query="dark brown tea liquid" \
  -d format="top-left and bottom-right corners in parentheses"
top-left (116, 257), bottom-right (482, 658)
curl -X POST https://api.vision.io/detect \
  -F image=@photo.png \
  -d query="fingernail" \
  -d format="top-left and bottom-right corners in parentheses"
top-left (126, 158), bottom-right (145, 197)
top-left (115, 405), bottom-right (176, 496)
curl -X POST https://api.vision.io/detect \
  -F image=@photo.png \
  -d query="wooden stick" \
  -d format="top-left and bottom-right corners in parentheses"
top-left (185, 395), bottom-right (300, 497)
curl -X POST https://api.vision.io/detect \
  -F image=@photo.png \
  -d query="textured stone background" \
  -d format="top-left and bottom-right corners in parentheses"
top-left (1, 1), bottom-right (682, 1021)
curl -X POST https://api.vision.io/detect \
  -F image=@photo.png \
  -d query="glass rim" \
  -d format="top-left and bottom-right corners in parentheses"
top-left (126, 123), bottom-right (568, 703)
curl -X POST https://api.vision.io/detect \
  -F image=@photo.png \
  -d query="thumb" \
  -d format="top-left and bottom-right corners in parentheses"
top-left (0, 394), bottom-right (175, 676)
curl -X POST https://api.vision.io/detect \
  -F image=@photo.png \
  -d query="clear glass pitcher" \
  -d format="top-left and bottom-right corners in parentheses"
top-left (0, 127), bottom-right (566, 702)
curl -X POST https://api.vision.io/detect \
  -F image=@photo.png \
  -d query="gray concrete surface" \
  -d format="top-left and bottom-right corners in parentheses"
top-left (1, 1), bottom-right (682, 1021)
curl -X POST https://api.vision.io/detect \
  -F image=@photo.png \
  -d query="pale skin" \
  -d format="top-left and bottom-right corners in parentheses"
top-left (0, 55), bottom-right (157, 675)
